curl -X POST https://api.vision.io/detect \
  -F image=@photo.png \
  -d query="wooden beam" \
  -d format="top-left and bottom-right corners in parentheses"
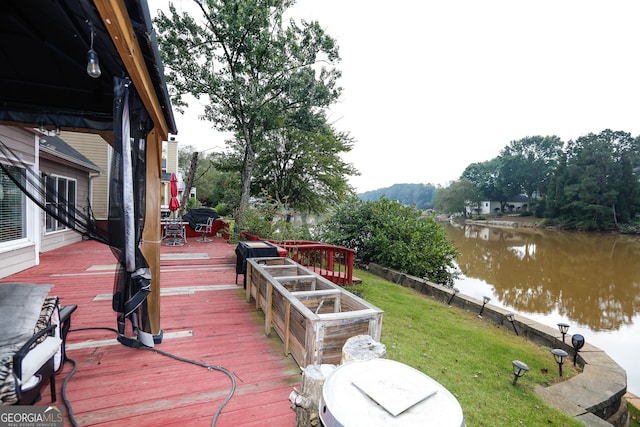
top-left (93, 0), bottom-right (169, 140)
top-left (141, 129), bottom-right (163, 336)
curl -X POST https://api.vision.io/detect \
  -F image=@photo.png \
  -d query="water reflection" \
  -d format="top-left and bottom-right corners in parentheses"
top-left (445, 222), bottom-right (640, 332)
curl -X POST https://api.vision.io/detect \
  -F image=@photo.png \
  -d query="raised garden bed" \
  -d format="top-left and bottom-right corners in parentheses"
top-left (245, 257), bottom-right (383, 367)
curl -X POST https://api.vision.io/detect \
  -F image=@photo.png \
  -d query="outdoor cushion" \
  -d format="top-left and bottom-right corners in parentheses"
top-left (0, 284), bottom-right (60, 405)
top-left (18, 336), bottom-right (61, 385)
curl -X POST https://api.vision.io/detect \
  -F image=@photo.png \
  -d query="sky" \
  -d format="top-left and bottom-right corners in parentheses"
top-left (152, 1), bottom-right (640, 193)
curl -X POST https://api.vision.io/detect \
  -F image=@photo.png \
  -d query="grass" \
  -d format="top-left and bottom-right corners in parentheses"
top-left (630, 402), bottom-right (640, 426)
top-left (350, 269), bottom-right (584, 426)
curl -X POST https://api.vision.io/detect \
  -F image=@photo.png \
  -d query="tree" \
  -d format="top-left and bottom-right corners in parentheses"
top-left (544, 150), bottom-right (568, 218)
top-left (155, 0), bottom-right (342, 230)
top-left (319, 197), bottom-right (460, 286)
top-left (434, 178), bottom-right (480, 216)
top-left (248, 124), bottom-right (358, 214)
top-left (499, 135), bottom-right (564, 210)
top-left (549, 130), bottom-right (640, 230)
top-left (462, 158), bottom-right (518, 212)
top-left (177, 145), bottom-right (239, 210)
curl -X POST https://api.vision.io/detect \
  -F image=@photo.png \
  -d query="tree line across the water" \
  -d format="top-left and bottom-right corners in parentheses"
top-left (354, 130), bottom-right (640, 233)
top-left (435, 130), bottom-right (640, 232)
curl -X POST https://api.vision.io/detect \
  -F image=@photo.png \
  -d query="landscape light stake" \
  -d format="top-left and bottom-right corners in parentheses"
top-left (557, 323), bottom-right (570, 349)
top-left (571, 334), bottom-right (585, 366)
top-left (478, 296), bottom-right (490, 317)
top-left (505, 312), bottom-right (519, 336)
top-left (512, 360), bottom-right (529, 385)
top-left (552, 349), bottom-right (568, 377)
top-left (447, 288), bottom-right (460, 305)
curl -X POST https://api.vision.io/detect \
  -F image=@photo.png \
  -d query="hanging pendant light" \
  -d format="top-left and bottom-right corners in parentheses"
top-left (87, 21), bottom-right (101, 78)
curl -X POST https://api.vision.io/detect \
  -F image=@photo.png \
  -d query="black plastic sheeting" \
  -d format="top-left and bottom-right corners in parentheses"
top-left (182, 208), bottom-right (219, 230)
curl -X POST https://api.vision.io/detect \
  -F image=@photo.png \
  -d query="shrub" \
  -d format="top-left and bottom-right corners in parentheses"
top-left (318, 197), bottom-right (460, 286)
top-left (237, 196), bottom-right (307, 241)
top-left (215, 202), bottom-right (231, 217)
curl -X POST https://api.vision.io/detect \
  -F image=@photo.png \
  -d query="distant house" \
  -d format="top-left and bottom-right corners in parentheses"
top-left (467, 195), bottom-right (529, 215)
top-left (160, 136), bottom-right (184, 218)
top-left (0, 126), bottom-right (101, 278)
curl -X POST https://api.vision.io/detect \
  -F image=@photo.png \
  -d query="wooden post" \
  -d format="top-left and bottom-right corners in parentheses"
top-left (341, 334), bottom-right (386, 364)
top-left (289, 364), bottom-right (336, 427)
top-left (284, 301), bottom-right (291, 355)
top-left (245, 262), bottom-right (252, 303)
top-left (140, 128), bottom-right (162, 338)
top-left (265, 281), bottom-right (273, 335)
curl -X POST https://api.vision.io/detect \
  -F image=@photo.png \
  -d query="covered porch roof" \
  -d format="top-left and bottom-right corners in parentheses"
top-left (0, 0), bottom-right (177, 137)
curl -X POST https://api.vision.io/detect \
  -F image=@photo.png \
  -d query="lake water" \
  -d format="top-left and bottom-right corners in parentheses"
top-left (443, 222), bottom-right (640, 395)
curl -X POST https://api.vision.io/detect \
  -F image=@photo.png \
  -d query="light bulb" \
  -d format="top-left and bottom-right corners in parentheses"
top-left (87, 49), bottom-right (101, 78)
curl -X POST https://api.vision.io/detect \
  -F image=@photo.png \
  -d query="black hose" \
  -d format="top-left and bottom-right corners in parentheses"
top-left (61, 357), bottom-right (79, 427)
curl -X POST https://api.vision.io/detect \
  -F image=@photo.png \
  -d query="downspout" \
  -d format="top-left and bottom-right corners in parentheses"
top-left (34, 133), bottom-right (41, 263)
top-left (87, 171), bottom-right (101, 229)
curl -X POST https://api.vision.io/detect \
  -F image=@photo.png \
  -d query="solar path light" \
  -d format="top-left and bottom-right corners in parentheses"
top-left (512, 360), bottom-right (529, 385)
top-left (478, 296), bottom-right (490, 317)
top-left (447, 287), bottom-right (460, 305)
top-left (505, 312), bottom-right (519, 336)
top-left (551, 349), bottom-right (569, 377)
top-left (571, 334), bottom-right (585, 366)
top-left (557, 322), bottom-right (570, 348)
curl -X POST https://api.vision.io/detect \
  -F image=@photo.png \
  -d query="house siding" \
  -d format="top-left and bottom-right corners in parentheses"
top-left (39, 157), bottom-right (87, 252)
top-left (60, 131), bottom-right (110, 220)
top-left (0, 245), bottom-right (38, 278)
top-left (162, 139), bottom-right (179, 212)
top-left (468, 199), bottom-right (529, 215)
top-left (166, 139), bottom-right (178, 174)
top-left (0, 126), bottom-right (100, 278)
top-left (0, 126), bottom-right (39, 278)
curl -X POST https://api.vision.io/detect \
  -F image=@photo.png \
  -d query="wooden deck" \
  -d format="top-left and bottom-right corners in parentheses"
top-left (1, 237), bottom-right (301, 426)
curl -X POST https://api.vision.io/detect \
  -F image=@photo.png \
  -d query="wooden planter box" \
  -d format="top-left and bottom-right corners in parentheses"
top-left (245, 257), bottom-right (384, 367)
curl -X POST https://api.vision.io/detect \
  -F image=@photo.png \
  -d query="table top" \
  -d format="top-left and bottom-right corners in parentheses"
top-left (320, 358), bottom-right (465, 427)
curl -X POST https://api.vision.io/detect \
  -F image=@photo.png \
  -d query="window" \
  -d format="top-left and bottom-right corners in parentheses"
top-left (44, 174), bottom-right (76, 232)
top-left (0, 164), bottom-right (26, 243)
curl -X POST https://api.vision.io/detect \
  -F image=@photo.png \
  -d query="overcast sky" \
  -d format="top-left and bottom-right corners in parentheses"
top-left (154, 1), bottom-right (640, 193)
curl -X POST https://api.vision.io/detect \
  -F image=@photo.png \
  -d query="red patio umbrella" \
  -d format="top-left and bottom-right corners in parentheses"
top-left (168, 173), bottom-right (180, 216)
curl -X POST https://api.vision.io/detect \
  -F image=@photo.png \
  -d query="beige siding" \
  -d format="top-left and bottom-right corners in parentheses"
top-left (0, 126), bottom-right (38, 279)
top-left (60, 131), bottom-right (110, 220)
top-left (41, 230), bottom-right (82, 252)
top-left (0, 245), bottom-right (38, 279)
top-left (0, 126), bottom-right (36, 163)
top-left (166, 140), bottom-right (178, 174)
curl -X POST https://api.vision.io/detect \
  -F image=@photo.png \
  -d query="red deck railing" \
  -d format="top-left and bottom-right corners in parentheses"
top-left (240, 232), bottom-right (358, 285)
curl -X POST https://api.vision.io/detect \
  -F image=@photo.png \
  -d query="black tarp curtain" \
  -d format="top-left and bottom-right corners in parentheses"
top-left (0, 76), bottom-right (156, 348)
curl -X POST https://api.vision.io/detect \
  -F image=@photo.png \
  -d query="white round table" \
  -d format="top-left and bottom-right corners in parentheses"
top-left (319, 358), bottom-right (465, 427)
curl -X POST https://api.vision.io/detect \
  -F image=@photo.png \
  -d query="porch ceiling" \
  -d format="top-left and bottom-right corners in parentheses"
top-left (0, 0), bottom-right (176, 135)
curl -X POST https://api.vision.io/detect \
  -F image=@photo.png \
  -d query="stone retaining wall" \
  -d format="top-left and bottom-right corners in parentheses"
top-left (367, 263), bottom-right (629, 427)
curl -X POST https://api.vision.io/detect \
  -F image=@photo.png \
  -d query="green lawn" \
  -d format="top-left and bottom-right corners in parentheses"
top-left (351, 269), bottom-right (584, 426)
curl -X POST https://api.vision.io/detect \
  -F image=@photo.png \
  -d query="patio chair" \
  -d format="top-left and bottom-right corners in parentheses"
top-left (1, 285), bottom-right (77, 406)
top-left (163, 219), bottom-right (186, 246)
top-left (195, 216), bottom-right (214, 242)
